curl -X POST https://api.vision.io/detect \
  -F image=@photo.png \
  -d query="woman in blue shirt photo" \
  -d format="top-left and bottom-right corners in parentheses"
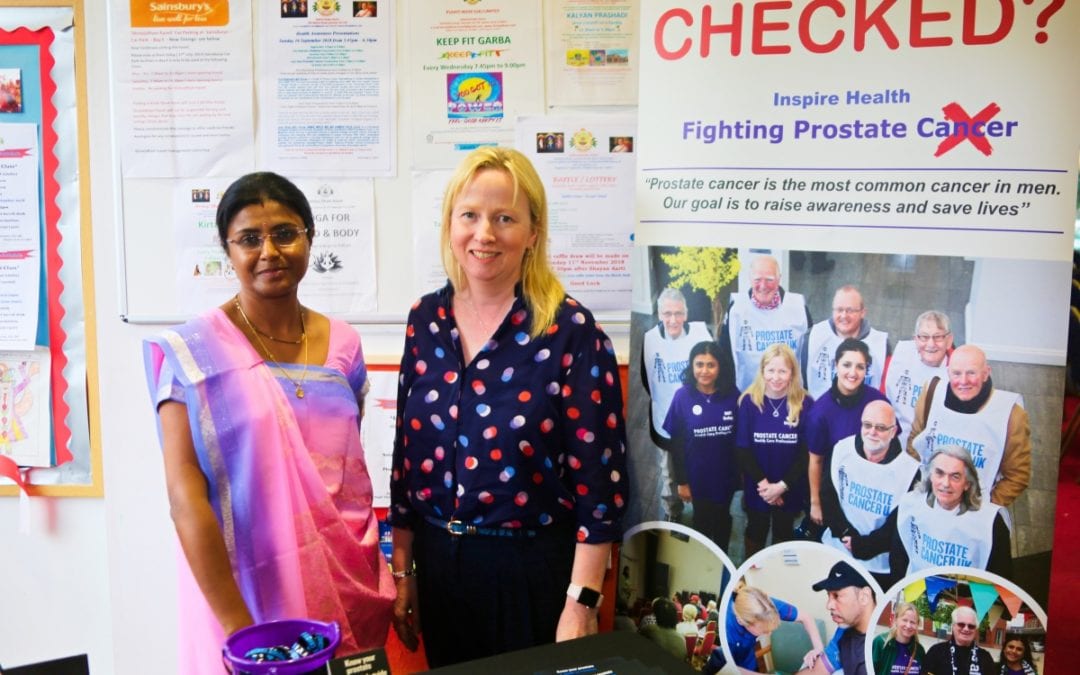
top-left (662, 340), bottom-right (740, 552)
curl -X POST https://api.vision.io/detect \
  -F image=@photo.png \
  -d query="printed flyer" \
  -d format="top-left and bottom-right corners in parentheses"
top-left (407, 0), bottom-right (543, 169)
top-left (111, 0), bottom-right (255, 178)
top-left (543, 0), bottom-right (639, 106)
top-left (516, 114), bottom-right (637, 313)
top-left (625, 3), bottom-right (1078, 673)
top-left (256, 0), bottom-right (395, 176)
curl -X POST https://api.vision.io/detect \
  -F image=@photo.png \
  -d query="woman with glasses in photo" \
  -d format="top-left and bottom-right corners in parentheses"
top-left (144, 172), bottom-right (394, 673)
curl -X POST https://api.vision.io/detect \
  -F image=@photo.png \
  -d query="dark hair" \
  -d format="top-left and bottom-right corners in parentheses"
top-left (681, 341), bottom-right (735, 392)
top-left (216, 172), bottom-right (315, 251)
top-left (834, 337), bottom-right (872, 367)
top-left (997, 634), bottom-right (1034, 668)
top-left (653, 598), bottom-right (678, 629)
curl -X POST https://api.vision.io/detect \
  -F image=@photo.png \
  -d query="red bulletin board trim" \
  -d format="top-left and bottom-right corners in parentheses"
top-left (0, 26), bottom-right (72, 466)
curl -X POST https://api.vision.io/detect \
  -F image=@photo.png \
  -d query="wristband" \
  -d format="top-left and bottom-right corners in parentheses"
top-left (391, 564), bottom-right (416, 579)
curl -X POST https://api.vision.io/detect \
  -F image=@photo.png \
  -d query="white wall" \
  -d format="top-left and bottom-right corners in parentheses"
top-left (0, 498), bottom-right (112, 671)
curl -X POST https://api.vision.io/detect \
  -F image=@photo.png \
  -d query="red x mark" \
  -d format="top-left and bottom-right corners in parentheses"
top-left (934, 102), bottom-right (1001, 157)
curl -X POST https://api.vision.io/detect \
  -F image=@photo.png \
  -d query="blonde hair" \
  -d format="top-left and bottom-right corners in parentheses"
top-left (439, 147), bottom-right (565, 338)
top-left (733, 587), bottom-right (781, 633)
top-left (886, 602), bottom-right (919, 644)
top-left (738, 343), bottom-right (807, 426)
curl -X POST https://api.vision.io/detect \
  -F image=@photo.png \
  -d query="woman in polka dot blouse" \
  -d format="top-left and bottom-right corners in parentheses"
top-left (388, 147), bottom-right (628, 667)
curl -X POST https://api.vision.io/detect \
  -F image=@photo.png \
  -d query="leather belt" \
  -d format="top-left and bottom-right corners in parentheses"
top-left (425, 515), bottom-right (538, 539)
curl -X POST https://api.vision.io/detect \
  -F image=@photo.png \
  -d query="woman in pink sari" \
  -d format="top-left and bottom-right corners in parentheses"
top-left (144, 172), bottom-right (394, 673)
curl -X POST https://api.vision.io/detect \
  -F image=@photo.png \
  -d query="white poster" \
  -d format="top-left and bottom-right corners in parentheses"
top-left (111, 0), bottom-right (256, 178)
top-left (257, 0), bottom-right (396, 176)
top-left (295, 178), bottom-right (378, 316)
top-left (408, 0), bottom-right (544, 169)
top-left (410, 169), bottom-right (453, 299)
top-left (634, 3), bottom-right (1078, 260)
top-left (543, 0), bottom-right (639, 106)
top-left (172, 178), bottom-right (243, 315)
top-left (359, 366), bottom-right (397, 508)
top-left (0, 123), bottom-right (40, 350)
top-left (629, 1), bottom-right (1080, 661)
top-left (516, 115), bottom-right (637, 312)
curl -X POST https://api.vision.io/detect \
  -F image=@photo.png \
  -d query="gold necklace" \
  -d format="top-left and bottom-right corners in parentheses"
top-left (464, 292), bottom-right (513, 337)
top-left (234, 296), bottom-right (309, 398)
top-left (241, 315), bottom-right (300, 345)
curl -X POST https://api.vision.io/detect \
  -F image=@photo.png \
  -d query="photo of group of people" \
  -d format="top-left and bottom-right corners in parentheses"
top-left (871, 573), bottom-right (1046, 675)
top-left (627, 246), bottom-right (1061, 671)
top-left (616, 524), bottom-right (732, 670)
top-left (279, 0), bottom-right (308, 18)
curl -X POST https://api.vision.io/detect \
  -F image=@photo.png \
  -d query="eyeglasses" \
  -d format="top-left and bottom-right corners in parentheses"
top-left (955, 622), bottom-right (977, 630)
top-left (860, 422), bottom-right (895, 433)
top-left (915, 332), bottom-right (951, 343)
top-left (833, 307), bottom-right (863, 315)
top-left (227, 229), bottom-right (307, 251)
top-left (660, 311), bottom-right (687, 319)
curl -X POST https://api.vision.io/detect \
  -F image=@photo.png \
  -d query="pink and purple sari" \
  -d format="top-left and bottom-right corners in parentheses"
top-left (144, 308), bottom-right (394, 673)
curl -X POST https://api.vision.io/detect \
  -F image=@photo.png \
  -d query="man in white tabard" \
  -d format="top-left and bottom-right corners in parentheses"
top-left (723, 254), bottom-right (812, 391)
top-left (881, 310), bottom-right (953, 450)
top-left (922, 606), bottom-right (995, 675)
top-left (907, 344), bottom-right (1031, 508)
top-left (641, 287), bottom-right (712, 521)
top-left (892, 445), bottom-right (1012, 579)
top-left (805, 286), bottom-right (888, 399)
top-left (819, 401), bottom-right (919, 590)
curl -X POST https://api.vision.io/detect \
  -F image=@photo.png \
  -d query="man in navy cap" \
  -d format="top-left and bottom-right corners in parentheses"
top-left (812, 561), bottom-right (875, 675)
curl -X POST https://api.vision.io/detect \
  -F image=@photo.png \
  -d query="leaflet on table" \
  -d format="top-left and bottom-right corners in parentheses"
top-left (410, 169), bottom-right (454, 299)
top-left (516, 115), bottom-right (636, 313)
top-left (256, 1), bottom-right (395, 177)
top-left (0, 123), bottom-right (40, 351)
top-left (408, 0), bottom-right (543, 169)
top-left (543, 0), bottom-right (639, 107)
top-left (0, 348), bottom-right (51, 467)
top-left (634, 2), bottom-right (1079, 261)
top-left (110, 0), bottom-right (255, 178)
top-left (172, 177), bottom-right (377, 316)
top-left (359, 368), bottom-right (397, 508)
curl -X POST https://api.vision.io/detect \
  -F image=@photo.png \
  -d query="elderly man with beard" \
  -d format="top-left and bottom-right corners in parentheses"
top-left (819, 401), bottom-right (920, 590)
top-left (907, 344), bottom-right (1031, 508)
top-left (922, 606), bottom-right (994, 675)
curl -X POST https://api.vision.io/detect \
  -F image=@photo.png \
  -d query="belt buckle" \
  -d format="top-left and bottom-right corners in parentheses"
top-left (446, 519), bottom-right (467, 536)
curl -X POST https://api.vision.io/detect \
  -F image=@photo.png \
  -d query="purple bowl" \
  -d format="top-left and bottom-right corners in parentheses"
top-left (222, 618), bottom-right (340, 674)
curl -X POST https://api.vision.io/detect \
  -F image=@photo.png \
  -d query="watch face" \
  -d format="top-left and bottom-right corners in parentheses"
top-left (577, 586), bottom-right (602, 608)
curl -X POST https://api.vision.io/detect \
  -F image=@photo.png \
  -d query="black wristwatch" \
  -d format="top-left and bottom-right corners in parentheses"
top-left (567, 582), bottom-right (603, 609)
